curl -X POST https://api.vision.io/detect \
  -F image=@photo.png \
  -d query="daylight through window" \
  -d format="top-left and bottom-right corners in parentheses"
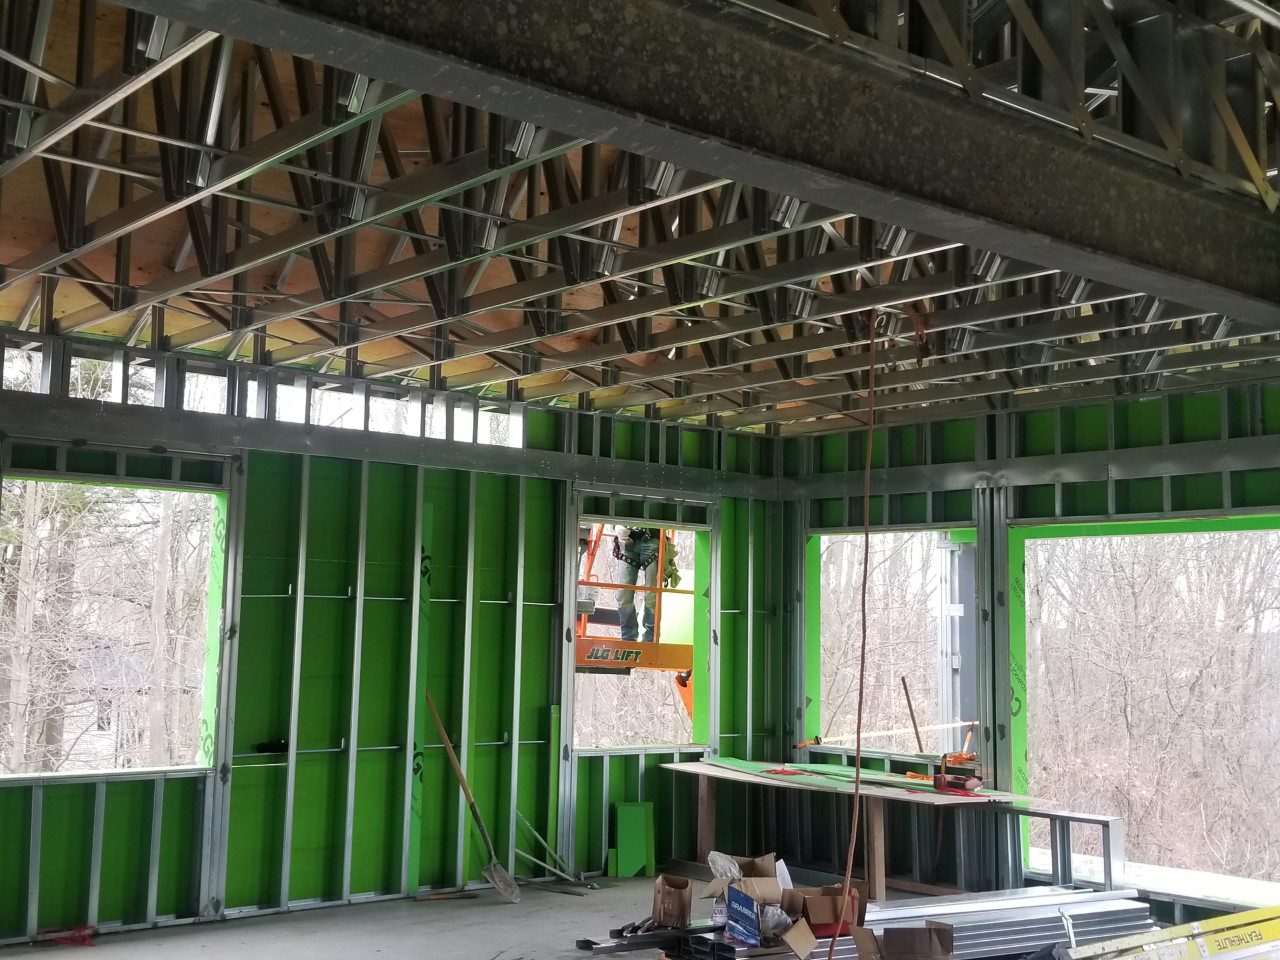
top-left (572, 521), bottom-right (704, 749)
top-left (0, 479), bottom-right (224, 775)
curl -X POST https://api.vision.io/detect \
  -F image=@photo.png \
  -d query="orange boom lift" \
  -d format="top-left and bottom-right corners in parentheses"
top-left (574, 523), bottom-right (695, 717)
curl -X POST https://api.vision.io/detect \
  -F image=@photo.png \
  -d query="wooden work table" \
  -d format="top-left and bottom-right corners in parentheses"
top-left (663, 759), bottom-right (1009, 901)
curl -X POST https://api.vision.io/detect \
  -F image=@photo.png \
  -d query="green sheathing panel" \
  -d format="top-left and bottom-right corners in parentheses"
top-left (523, 409), bottom-right (561, 452)
top-left (715, 496), bottom-right (776, 851)
top-left (227, 451), bottom-right (300, 909)
top-left (1007, 392), bottom-right (1280, 520)
top-left (291, 456), bottom-right (360, 904)
top-left (803, 536), bottom-right (822, 741)
top-left (4, 440), bottom-right (224, 490)
top-left (99, 781), bottom-right (151, 925)
top-left (461, 473), bottom-right (518, 885)
top-left (808, 421), bottom-right (975, 530)
top-left (0, 787), bottom-right (31, 938)
top-left (692, 530), bottom-right (712, 746)
top-left (157, 777), bottom-right (200, 918)
top-left (225, 455), bottom-right (565, 901)
top-left (514, 479), bottom-right (558, 880)
top-left (417, 469), bottom-right (468, 890)
top-left (720, 500), bottom-right (747, 758)
top-left (1007, 513), bottom-right (1280, 808)
top-left (717, 501), bottom-right (748, 854)
top-left (351, 461), bottom-right (416, 897)
top-left (38, 782), bottom-right (94, 931)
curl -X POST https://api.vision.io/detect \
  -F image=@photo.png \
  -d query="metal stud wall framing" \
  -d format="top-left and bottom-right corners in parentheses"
top-left (0, 445), bottom-right (229, 944)
top-left (10, 367), bottom-right (1280, 937)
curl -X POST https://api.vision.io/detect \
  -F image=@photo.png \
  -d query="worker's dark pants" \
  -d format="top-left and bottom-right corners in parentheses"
top-left (618, 539), bottom-right (659, 642)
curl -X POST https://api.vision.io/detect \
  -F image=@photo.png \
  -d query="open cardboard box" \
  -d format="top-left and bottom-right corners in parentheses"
top-left (781, 884), bottom-right (863, 937)
top-left (721, 877), bottom-right (862, 960)
top-left (700, 852), bottom-right (780, 902)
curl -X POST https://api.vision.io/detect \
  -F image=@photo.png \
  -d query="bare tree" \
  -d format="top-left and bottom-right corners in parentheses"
top-left (0, 358), bottom-right (219, 775)
top-left (820, 532), bottom-right (943, 754)
top-left (1026, 532), bottom-right (1280, 882)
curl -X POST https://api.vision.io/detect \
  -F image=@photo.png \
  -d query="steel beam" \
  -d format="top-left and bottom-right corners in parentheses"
top-left (116, 0), bottom-right (1280, 327)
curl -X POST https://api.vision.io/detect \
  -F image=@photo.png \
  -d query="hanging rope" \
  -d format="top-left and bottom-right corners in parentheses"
top-left (827, 314), bottom-right (880, 960)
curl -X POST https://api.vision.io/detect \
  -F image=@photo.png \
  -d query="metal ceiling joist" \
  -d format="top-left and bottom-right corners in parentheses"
top-left (116, 0), bottom-right (1280, 329)
top-left (4, 0), bottom-right (1280, 437)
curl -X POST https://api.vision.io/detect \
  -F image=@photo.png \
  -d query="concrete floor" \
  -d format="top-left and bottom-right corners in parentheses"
top-left (3, 880), bottom-right (662, 960)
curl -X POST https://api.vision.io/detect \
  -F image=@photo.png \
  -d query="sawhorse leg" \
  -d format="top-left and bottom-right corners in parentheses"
top-left (697, 775), bottom-right (717, 863)
top-left (864, 796), bottom-right (887, 901)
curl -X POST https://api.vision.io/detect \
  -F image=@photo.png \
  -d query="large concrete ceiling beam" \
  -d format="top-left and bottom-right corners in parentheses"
top-left (121, 0), bottom-right (1280, 324)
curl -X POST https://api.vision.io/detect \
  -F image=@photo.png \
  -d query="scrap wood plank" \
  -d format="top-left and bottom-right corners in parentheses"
top-left (785, 761), bottom-right (1034, 802)
top-left (662, 759), bottom-right (994, 806)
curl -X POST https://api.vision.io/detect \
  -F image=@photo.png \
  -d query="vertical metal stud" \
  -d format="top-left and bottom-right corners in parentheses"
top-left (556, 483), bottom-right (580, 867)
top-left (454, 472), bottom-right (478, 887)
top-left (400, 466), bottom-right (425, 895)
top-left (26, 785), bottom-right (42, 940)
top-left (208, 454), bottom-right (249, 917)
top-left (146, 776), bottom-right (165, 924)
top-left (86, 780), bottom-right (105, 929)
top-left (341, 460), bottom-right (370, 900)
top-left (599, 758), bottom-right (611, 874)
top-left (707, 504), bottom-right (723, 757)
top-left (279, 454), bottom-right (311, 908)
top-left (506, 477), bottom-right (527, 877)
top-left (744, 499), bottom-right (755, 761)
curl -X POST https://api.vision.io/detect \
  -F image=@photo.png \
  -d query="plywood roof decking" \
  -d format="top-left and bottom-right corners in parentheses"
top-left (3, 0), bottom-right (1279, 434)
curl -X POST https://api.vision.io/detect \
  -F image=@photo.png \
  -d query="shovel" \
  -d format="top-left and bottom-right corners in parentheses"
top-left (424, 685), bottom-right (521, 903)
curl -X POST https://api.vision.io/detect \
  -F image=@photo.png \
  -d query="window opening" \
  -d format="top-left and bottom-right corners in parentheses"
top-left (184, 368), bottom-right (228, 414)
top-left (814, 529), bottom-right (976, 755)
top-left (309, 383), bottom-right (364, 430)
top-left (572, 521), bottom-right (706, 748)
top-left (1020, 523), bottom-right (1280, 900)
top-left (0, 478), bottom-right (225, 774)
top-left (2, 345), bottom-right (43, 393)
top-left (69, 354), bottom-right (113, 401)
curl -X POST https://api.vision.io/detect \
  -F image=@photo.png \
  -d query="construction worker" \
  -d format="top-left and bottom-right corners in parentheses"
top-left (616, 526), bottom-right (660, 642)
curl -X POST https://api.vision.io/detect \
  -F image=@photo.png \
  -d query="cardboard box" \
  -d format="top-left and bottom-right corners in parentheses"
top-left (650, 874), bottom-right (692, 929)
top-left (701, 852), bottom-right (780, 900)
top-left (781, 883), bottom-right (865, 936)
top-left (849, 925), bottom-right (955, 960)
top-left (884, 927), bottom-right (954, 960)
top-left (725, 879), bottom-right (821, 960)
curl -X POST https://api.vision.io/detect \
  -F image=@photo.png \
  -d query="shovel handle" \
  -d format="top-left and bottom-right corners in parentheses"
top-left (424, 686), bottom-right (500, 862)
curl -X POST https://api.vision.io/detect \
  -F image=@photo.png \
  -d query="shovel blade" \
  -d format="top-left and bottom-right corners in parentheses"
top-left (484, 862), bottom-right (521, 903)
